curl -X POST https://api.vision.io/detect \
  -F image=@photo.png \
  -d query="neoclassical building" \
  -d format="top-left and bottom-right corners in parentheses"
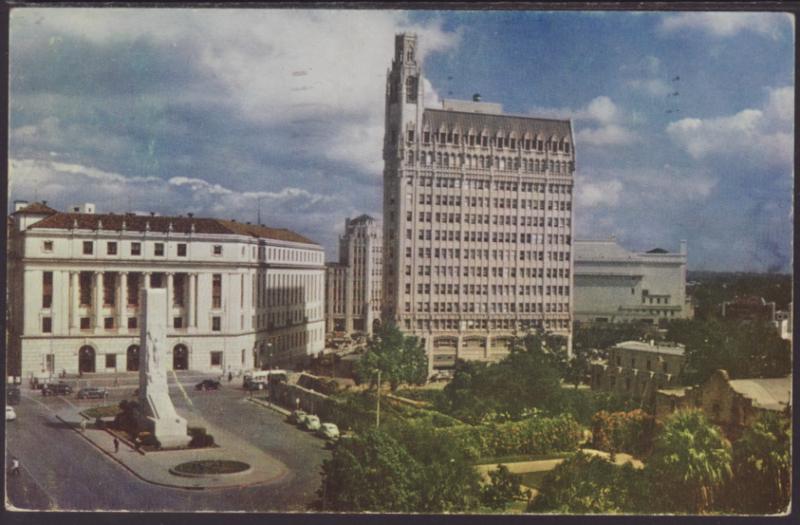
top-left (381, 34), bottom-right (575, 373)
top-left (325, 215), bottom-right (383, 336)
top-left (7, 201), bottom-right (325, 379)
top-left (573, 238), bottom-right (689, 324)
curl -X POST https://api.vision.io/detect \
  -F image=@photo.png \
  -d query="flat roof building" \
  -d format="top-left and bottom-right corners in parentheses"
top-left (574, 238), bottom-right (689, 324)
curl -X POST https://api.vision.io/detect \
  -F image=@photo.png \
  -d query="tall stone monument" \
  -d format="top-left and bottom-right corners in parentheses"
top-left (138, 288), bottom-right (190, 448)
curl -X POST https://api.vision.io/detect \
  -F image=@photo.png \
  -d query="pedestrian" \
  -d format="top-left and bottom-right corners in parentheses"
top-left (228, 371), bottom-right (232, 383)
top-left (80, 419), bottom-right (87, 433)
top-left (10, 457), bottom-right (20, 476)
top-left (113, 438), bottom-right (120, 453)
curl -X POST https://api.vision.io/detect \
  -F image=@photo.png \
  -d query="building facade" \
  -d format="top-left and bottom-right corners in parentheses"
top-left (7, 202), bottom-right (325, 379)
top-left (325, 215), bottom-right (383, 336)
top-left (381, 34), bottom-right (575, 373)
top-left (590, 340), bottom-right (686, 402)
top-left (574, 239), bottom-right (689, 324)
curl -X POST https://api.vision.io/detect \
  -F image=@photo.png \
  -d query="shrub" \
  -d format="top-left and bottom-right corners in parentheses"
top-left (591, 409), bottom-right (658, 458)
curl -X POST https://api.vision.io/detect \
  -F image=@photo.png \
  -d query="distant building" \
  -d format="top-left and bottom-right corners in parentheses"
top-left (381, 33), bottom-right (575, 373)
top-left (590, 340), bottom-right (686, 402)
top-left (325, 215), bottom-right (383, 337)
top-left (574, 238), bottom-right (689, 324)
top-left (656, 369), bottom-right (791, 440)
top-left (7, 201), bottom-right (325, 379)
top-left (721, 295), bottom-right (776, 323)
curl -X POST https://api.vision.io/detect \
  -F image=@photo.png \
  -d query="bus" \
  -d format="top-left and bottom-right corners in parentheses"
top-left (243, 369), bottom-right (288, 390)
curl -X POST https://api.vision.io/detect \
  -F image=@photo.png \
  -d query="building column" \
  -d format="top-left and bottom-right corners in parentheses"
top-left (143, 272), bottom-right (151, 290)
top-left (118, 272), bottom-right (128, 331)
top-left (166, 272), bottom-right (174, 312)
top-left (188, 273), bottom-right (197, 328)
top-left (70, 271), bottom-right (80, 330)
top-left (93, 271), bottom-right (103, 330)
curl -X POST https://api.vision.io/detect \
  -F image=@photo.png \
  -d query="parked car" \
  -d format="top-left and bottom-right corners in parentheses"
top-left (6, 406), bottom-right (17, 421)
top-left (303, 414), bottom-right (321, 432)
top-left (42, 382), bottom-right (73, 396)
top-left (288, 410), bottom-right (307, 425)
top-left (6, 387), bottom-right (21, 405)
top-left (195, 379), bottom-right (221, 391)
top-left (77, 387), bottom-right (109, 400)
top-left (317, 422), bottom-right (340, 441)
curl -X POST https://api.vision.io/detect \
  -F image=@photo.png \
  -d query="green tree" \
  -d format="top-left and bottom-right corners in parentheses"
top-left (725, 412), bottom-right (791, 514)
top-left (529, 452), bottom-right (648, 513)
top-left (481, 464), bottom-right (526, 510)
top-left (355, 323), bottom-right (428, 391)
top-left (647, 410), bottom-right (732, 513)
top-left (317, 429), bottom-right (421, 511)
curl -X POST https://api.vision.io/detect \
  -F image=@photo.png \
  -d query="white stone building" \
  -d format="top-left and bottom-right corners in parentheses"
top-left (573, 238), bottom-right (689, 324)
top-left (382, 33), bottom-right (575, 373)
top-left (7, 201), bottom-right (325, 379)
top-left (325, 214), bottom-right (383, 336)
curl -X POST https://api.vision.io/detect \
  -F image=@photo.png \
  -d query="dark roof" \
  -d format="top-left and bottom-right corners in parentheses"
top-left (647, 248), bottom-right (669, 254)
top-left (27, 213), bottom-right (319, 246)
top-left (423, 108), bottom-right (572, 139)
top-left (11, 202), bottom-right (59, 216)
top-left (350, 214), bottom-right (377, 224)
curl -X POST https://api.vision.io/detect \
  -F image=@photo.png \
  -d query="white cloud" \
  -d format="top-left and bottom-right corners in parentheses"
top-left (666, 86), bottom-right (793, 168)
top-left (658, 12), bottom-right (792, 39)
top-left (626, 78), bottom-right (672, 97)
top-left (576, 180), bottom-right (622, 208)
top-left (575, 124), bottom-right (638, 146)
top-left (530, 95), bottom-right (639, 147)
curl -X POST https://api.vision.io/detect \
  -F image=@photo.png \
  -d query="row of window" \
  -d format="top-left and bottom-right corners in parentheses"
top-left (72, 240), bottom-right (224, 257)
top-left (41, 315), bottom-right (223, 333)
top-left (405, 317), bottom-right (571, 331)
top-left (409, 229), bottom-right (573, 250)
top-left (408, 282), bottom-right (570, 296)
top-left (409, 177), bottom-right (573, 192)
top-left (408, 151), bottom-right (573, 173)
top-left (409, 129), bottom-right (571, 153)
top-left (408, 301), bottom-right (570, 314)
top-left (612, 354), bottom-right (672, 374)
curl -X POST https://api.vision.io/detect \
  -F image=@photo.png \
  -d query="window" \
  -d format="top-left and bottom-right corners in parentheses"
top-left (177, 243), bottom-right (187, 257)
top-left (42, 271), bottom-right (52, 308)
top-left (80, 317), bottom-right (91, 330)
top-left (107, 242), bottom-right (117, 255)
top-left (212, 274), bottom-right (222, 308)
top-left (154, 243), bottom-right (165, 256)
top-left (128, 317), bottom-right (138, 329)
top-left (79, 272), bottom-right (92, 306)
top-left (131, 242), bottom-right (142, 256)
top-left (104, 317), bottom-right (114, 329)
top-left (43, 240), bottom-right (54, 252)
top-left (83, 241), bottom-right (94, 255)
top-left (213, 245), bottom-right (223, 256)
top-left (210, 351), bottom-right (223, 366)
top-left (42, 317), bottom-right (52, 333)
top-left (212, 316), bottom-right (221, 331)
top-left (103, 273), bottom-right (116, 306)
top-left (105, 354), bottom-right (116, 369)
top-left (173, 317), bottom-right (183, 329)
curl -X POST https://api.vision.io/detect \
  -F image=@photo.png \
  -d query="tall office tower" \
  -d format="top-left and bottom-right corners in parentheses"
top-left (382, 33), bottom-right (575, 374)
top-left (325, 215), bottom-right (383, 336)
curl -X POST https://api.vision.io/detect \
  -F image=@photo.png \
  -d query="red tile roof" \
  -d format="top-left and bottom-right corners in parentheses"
top-left (11, 202), bottom-right (59, 216)
top-left (26, 212), bottom-right (319, 246)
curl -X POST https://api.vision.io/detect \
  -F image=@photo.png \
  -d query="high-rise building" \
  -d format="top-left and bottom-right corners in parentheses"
top-left (381, 34), bottom-right (575, 374)
top-left (6, 202), bottom-right (326, 379)
top-left (325, 215), bottom-right (383, 336)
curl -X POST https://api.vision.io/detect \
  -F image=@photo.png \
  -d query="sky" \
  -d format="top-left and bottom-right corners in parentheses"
top-left (8, 8), bottom-right (794, 272)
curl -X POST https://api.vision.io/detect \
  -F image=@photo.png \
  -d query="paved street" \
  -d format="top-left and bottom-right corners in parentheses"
top-left (5, 373), bottom-right (330, 511)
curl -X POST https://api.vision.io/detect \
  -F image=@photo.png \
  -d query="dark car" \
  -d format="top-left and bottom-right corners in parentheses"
top-left (77, 387), bottom-right (109, 400)
top-left (42, 382), bottom-right (73, 396)
top-left (6, 387), bottom-right (21, 405)
top-left (195, 379), bottom-right (221, 391)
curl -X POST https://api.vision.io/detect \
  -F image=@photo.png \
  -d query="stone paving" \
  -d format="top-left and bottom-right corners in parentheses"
top-left (55, 406), bottom-right (290, 490)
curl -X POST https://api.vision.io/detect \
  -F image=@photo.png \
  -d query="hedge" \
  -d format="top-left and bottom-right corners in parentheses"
top-left (590, 409), bottom-right (659, 458)
top-left (435, 413), bottom-right (583, 460)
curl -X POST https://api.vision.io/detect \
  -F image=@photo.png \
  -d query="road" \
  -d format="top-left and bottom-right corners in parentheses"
top-left (5, 374), bottom-right (330, 511)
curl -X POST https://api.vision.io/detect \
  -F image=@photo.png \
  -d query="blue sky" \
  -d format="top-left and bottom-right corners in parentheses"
top-left (9, 9), bottom-right (794, 272)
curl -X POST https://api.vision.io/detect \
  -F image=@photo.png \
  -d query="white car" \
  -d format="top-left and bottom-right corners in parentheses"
top-left (6, 406), bottom-right (17, 421)
top-left (303, 414), bottom-right (321, 432)
top-left (317, 422), bottom-right (340, 441)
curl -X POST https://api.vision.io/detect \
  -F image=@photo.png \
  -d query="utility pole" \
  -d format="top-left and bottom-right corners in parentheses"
top-left (376, 369), bottom-right (381, 429)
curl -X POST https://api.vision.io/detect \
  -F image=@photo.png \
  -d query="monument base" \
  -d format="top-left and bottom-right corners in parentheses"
top-left (139, 391), bottom-right (191, 448)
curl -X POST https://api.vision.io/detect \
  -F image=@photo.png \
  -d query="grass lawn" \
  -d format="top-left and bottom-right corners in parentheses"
top-left (517, 470), bottom-right (551, 490)
top-left (474, 452), bottom-right (574, 465)
top-left (81, 405), bottom-right (121, 419)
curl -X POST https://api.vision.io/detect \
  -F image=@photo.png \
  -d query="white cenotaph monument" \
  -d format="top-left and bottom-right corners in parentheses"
top-left (138, 288), bottom-right (190, 448)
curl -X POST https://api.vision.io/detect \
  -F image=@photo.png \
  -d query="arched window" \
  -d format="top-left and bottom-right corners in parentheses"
top-left (126, 345), bottom-right (140, 372)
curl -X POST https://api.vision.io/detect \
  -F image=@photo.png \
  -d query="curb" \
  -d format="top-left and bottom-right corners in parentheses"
top-left (247, 397), bottom-right (292, 417)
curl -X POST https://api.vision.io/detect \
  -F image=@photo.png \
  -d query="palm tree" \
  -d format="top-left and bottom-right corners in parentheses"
top-left (647, 410), bottom-right (732, 513)
top-left (727, 411), bottom-right (791, 514)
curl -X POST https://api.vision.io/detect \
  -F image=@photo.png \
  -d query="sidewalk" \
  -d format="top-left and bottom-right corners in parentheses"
top-left (55, 406), bottom-right (290, 490)
top-left (247, 397), bottom-right (291, 417)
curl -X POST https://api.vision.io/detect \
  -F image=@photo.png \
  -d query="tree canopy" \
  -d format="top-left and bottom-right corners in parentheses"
top-left (355, 323), bottom-right (428, 390)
